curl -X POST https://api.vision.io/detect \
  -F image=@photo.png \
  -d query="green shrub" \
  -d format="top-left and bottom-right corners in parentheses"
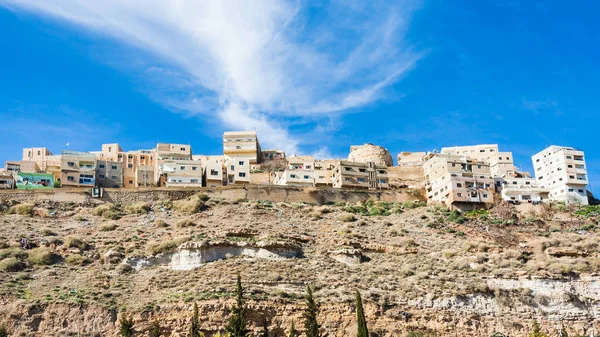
top-left (64, 236), bottom-right (89, 250)
top-left (9, 203), bottom-right (34, 215)
top-left (28, 247), bottom-right (58, 266)
top-left (0, 257), bottom-right (25, 272)
top-left (65, 254), bottom-right (89, 266)
top-left (100, 223), bottom-right (118, 232)
top-left (125, 202), bottom-right (151, 215)
top-left (198, 194), bottom-right (210, 202)
top-left (0, 247), bottom-right (28, 260)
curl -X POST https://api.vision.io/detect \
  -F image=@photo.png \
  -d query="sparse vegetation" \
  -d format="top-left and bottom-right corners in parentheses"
top-left (125, 202), bottom-right (151, 215)
top-left (65, 254), bottom-right (89, 266)
top-left (176, 219), bottom-right (196, 228)
top-left (100, 223), bottom-right (118, 232)
top-left (146, 236), bottom-right (191, 255)
top-left (93, 204), bottom-right (122, 220)
top-left (173, 194), bottom-right (208, 214)
top-left (9, 203), bottom-right (34, 216)
top-left (64, 236), bottom-right (89, 250)
top-left (0, 257), bottom-right (24, 272)
top-left (27, 247), bottom-right (58, 266)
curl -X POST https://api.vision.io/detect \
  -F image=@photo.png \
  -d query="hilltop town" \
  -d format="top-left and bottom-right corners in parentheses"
top-left (0, 131), bottom-right (593, 208)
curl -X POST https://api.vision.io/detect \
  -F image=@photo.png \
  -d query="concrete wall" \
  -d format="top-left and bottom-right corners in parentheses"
top-left (0, 185), bottom-right (421, 205)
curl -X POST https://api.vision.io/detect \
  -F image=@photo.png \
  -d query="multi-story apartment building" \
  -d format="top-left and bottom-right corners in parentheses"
top-left (532, 145), bottom-right (589, 205)
top-left (60, 151), bottom-right (97, 187)
top-left (93, 143), bottom-right (156, 188)
top-left (202, 156), bottom-right (226, 187)
top-left (495, 174), bottom-right (548, 203)
top-left (161, 160), bottom-right (203, 187)
top-left (489, 151), bottom-right (516, 177)
top-left (22, 147), bottom-right (53, 170)
top-left (272, 169), bottom-right (315, 187)
top-left (441, 144), bottom-right (517, 177)
top-left (225, 157), bottom-right (251, 185)
top-left (0, 172), bottom-right (15, 189)
top-left (223, 131), bottom-right (262, 165)
top-left (4, 160), bottom-right (39, 173)
top-left (424, 153), bottom-right (494, 208)
top-left (96, 160), bottom-right (123, 188)
top-left (262, 149), bottom-right (285, 161)
top-left (331, 160), bottom-right (389, 189)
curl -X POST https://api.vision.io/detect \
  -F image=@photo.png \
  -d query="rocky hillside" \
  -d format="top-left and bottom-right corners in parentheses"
top-left (0, 192), bottom-right (599, 336)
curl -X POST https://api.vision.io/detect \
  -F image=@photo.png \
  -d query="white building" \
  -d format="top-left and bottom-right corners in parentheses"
top-left (532, 145), bottom-right (589, 205)
top-left (495, 174), bottom-right (548, 203)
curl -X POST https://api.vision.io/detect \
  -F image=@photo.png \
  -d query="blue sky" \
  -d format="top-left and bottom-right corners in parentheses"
top-left (1, 1), bottom-right (599, 192)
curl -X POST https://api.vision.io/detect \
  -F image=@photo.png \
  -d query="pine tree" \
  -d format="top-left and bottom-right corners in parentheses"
top-left (149, 319), bottom-right (161, 337)
top-left (260, 317), bottom-right (269, 337)
top-left (119, 315), bottom-right (134, 337)
top-left (303, 285), bottom-right (321, 337)
top-left (226, 273), bottom-right (250, 337)
top-left (356, 291), bottom-right (369, 337)
top-left (288, 321), bottom-right (296, 337)
top-left (189, 302), bottom-right (202, 337)
top-left (529, 320), bottom-right (548, 337)
top-left (559, 326), bottom-right (568, 337)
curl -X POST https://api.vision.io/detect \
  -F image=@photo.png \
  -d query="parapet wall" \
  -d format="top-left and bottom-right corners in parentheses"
top-left (0, 186), bottom-right (422, 205)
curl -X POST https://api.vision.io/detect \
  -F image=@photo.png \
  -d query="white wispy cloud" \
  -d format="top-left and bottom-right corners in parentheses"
top-left (3, 0), bottom-right (422, 155)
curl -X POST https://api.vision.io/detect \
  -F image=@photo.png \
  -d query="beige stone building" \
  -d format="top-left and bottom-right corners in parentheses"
top-left (162, 161), bottom-right (203, 187)
top-left (201, 155), bottom-right (226, 187)
top-left (332, 160), bottom-right (389, 189)
top-left (0, 172), bottom-right (15, 189)
top-left (348, 143), bottom-right (393, 167)
top-left (397, 152), bottom-right (426, 167)
top-left (223, 131), bottom-right (262, 165)
top-left (60, 151), bottom-right (97, 188)
top-left (22, 147), bottom-right (53, 170)
top-left (424, 153), bottom-right (494, 208)
top-left (96, 160), bottom-right (123, 188)
top-left (93, 143), bottom-right (156, 188)
top-left (441, 144), bottom-right (517, 178)
top-left (495, 173), bottom-right (548, 203)
top-left (532, 145), bottom-right (588, 205)
top-left (4, 160), bottom-right (39, 173)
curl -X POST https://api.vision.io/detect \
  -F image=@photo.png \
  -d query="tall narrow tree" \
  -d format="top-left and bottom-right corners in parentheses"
top-left (189, 302), bottom-right (202, 337)
top-left (288, 320), bottom-right (296, 337)
top-left (119, 315), bottom-right (134, 337)
top-left (149, 319), bottom-right (161, 337)
top-left (356, 291), bottom-right (369, 337)
top-left (260, 317), bottom-right (269, 337)
top-left (303, 285), bottom-right (321, 337)
top-left (226, 274), bottom-right (250, 337)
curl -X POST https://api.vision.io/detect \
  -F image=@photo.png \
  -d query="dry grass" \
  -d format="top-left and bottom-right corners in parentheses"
top-left (155, 220), bottom-right (169, 228)
top-left (63, 236), bottom-right (89, 250)
top-left (0, 257), bottom-right (24, 272)
top-left (65, 254), bottom-right (89, 266)
top-left (338, 213), bottom-right (356, 222)
top-left (92, 204), bottom-right (122, 220)
top-left (146, 236), bottom-right (191, 255)
top-left (8, 203), bottom-right (34, 216)
top-left (27, 248), bottom-right (57, 266)
top-left (173, 195), bottom-right (207, 214)
top-left (99, 223), bottom-right (118, 232)
top-left (176, 219), bottom-right (196, 228)
top-left (125, 202), bottom-right (151, 215)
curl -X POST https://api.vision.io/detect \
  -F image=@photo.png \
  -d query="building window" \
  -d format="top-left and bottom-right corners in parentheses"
top-left (345, 177), bottom-right (351, 182)
top-left (230, 165), bottom-right (235, 171)
top-left (99, 164), bottom-right (105, 169)
top-left (192, 167), bottom-right (198, 171)
top-left (457, 193), bottom-right (462, 197)
top-left (111, 176), bottom-right (117, 180)
top-left (180, 147), bottom-right (186, 151)
top-left (483, 194), bottom-right (488, 198)
top-left (566, 156), bottom-right (572, 159)
top-left (480, 150), bottom-right (485, 152)
top-left (578, 189), bottom-right (584, 193)
top-left (211, 169), bottom-right (219, 176)
top-left (239, 172), bottom-right (246, 177)
top-left (239, 161), bottom-right (244, 165)
top-left (359, 168), bottom-right (366, 173)
top-left (67, 176), bottom-right (74, 181)
top-left (99, 175), bottom-right (105, 179)
top-left (290, 174), bottom-right (296, 178)
top-left (456, 183), bottom-right (462, 187)
top-left (129, 180), bottom-right (133, 184)
top-left (68, 162), bottom-right (75, 167)
top-left (141, 156), bottom-right (145, 160)
top-left (180, 166), bottom-right (185, 170)
top-left (304, 175), bottom-right (309, 179)
top-left (128, 155), bottom-right (133, 159)
top-left (109, 146), bottom-right (112, 152)
top-left (357, 178), bottom-right (366, 182)
top-left (306, 165), bottom-right (312, 169)
top-left (568, 188), bottom-right (574, 192)
top-left (118, 154), bottom-right (123, 158)
top-left (111, 166), bottom-right (117, 170)
top-left (128, 164), bottom-right (133, 169)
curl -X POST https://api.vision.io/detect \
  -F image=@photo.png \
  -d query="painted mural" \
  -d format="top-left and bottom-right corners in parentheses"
top-left (16, 172), bottom-right (54, 189)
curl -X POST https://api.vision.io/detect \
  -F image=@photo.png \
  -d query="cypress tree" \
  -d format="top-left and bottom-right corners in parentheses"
top-left (528, 320), bottom-right (548, 337)
top-left (119, 315), bottom-right (134, 337)
top-left (288, 320), bottom-right (296, 337)
top-left (260, 317), bottom-right (269, 337)
top-left (149, 319), bottom-right (161, 337)
top-left (356, 291), bottom-right (369, 337)
top-left (189, 302), bottom-right (202, 337)
top-left (226, 273), bottom-right (250, 337)
top-left (303, 285), bottom-right (321, 337)
top-left (559, 326), bottom-right (568, 337)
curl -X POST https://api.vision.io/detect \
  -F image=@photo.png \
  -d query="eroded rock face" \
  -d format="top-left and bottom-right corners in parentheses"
top-left (329, 248), bottom-right (364, 266)
top-left (545, 247), bottom-right (589, 257)
top-left (126, 240), bottom-right (303, 271)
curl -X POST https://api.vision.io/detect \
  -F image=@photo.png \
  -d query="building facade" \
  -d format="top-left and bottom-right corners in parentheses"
top-left (424, 153), bottom-right (494, 208)
top-left (532, 145), bottom-right (589, 205)
top-left (223, 131), bottom-right (262, 165)
top-left (22, 147), bottom-right (53, 170)
top-left (331, 160), bottom-right (389, 189)
top-left (96, 160), bottom-right (123, 188)
top-left (60, 151), bottom-right (97, 188)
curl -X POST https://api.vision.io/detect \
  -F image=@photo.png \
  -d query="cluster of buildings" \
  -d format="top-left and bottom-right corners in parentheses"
top-left (0, 131), bottom-right (591, 208)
